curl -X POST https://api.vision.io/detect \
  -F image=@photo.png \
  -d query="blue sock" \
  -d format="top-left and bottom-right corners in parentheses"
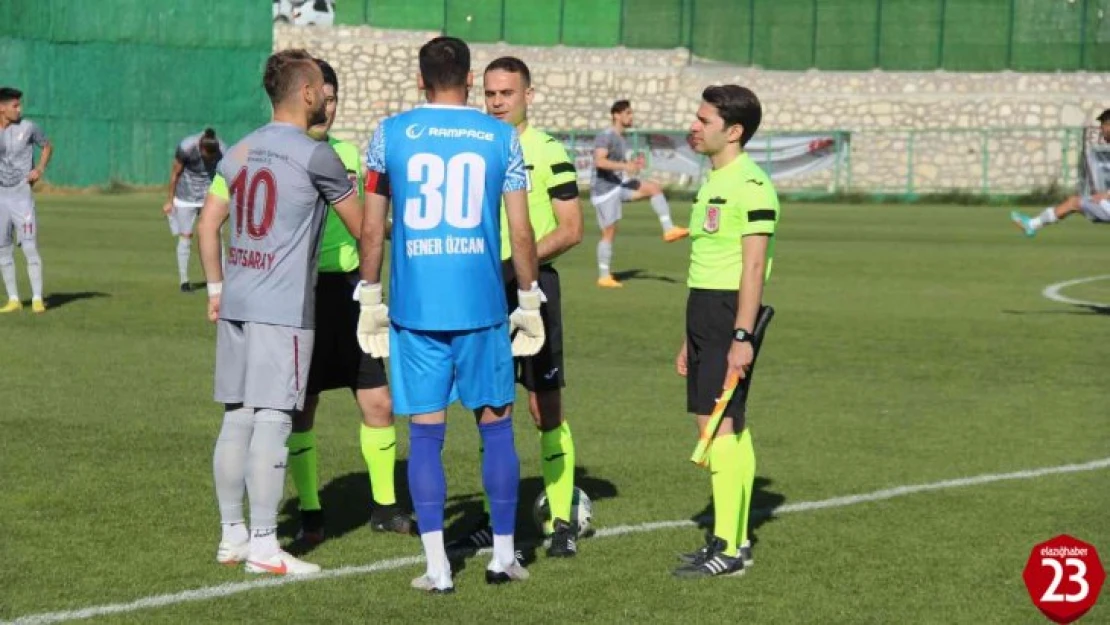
top-left (408, 422), bottom-right (447, 534)
top-left (478, 417), bottom-right (520, 536)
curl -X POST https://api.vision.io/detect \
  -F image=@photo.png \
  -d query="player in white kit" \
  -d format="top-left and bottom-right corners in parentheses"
top-left (0, 87), bottom-right (53, 314)
top-left (196, 49), bottom-right (362, 576)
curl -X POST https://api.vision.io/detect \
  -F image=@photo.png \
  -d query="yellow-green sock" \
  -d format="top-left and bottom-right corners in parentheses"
top-left (360, 424), bottom-right (397, 506)
top-left (708, 432), bottom-right (742, 557)
top-left (540, 421), bottom-right (576, 524)
top-left (287, 430), bottom-right (320, 511)
top-left (738, 428), bottom-right (756, 545)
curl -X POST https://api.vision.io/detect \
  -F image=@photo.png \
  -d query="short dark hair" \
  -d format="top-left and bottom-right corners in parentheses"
top-left (484, 56), bottom-right (531, 88)
top-left (316, 58), bottom-right (339, 95)
top-left (263, 49), bottom-right (319, 105)
top-left (611, 100), bottom-right (631, 115)
top-left (0, 87), bottom-right (22, 103)
top-left (199, 128), bottom-right (221, 157)
top-left (702, 85), bottom-right (762, 146)
top-left (1098, 109), bottom-right (1110, 123)
top-left (419, 37), bottom-right (470, 91)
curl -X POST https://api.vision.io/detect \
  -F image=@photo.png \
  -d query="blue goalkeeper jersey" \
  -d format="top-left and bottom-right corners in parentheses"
top-left (366, 104), bottom-right (527, 331)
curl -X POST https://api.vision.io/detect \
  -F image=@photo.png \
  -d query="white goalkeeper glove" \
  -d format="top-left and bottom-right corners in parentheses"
top-left (355, 281), bottom-right (390, 358)
top-left (509, 282), bottom-right (546, 357)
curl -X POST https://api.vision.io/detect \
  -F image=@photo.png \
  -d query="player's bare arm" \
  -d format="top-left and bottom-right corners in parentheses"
top-left (729, 233), bottom-right (768, 380)
top-left (505, 188), bottom-right (538, 286)
top-left (331, 192), bottom-right (362, 241)
top-left (536, 196), bottom-right (583, 262)
top-left (592, 147), bottom-right (637, 175)
top-left (28, 139), bottom-right (51, 184)
top-left (163, 159), bottom-right (184, 215)
top-left (359, 191), bottom-right (389, 284)
top-left (197, 191), bottom-right (229, 322)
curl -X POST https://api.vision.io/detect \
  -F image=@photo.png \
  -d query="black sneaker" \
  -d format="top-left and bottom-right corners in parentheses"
top-left (485, 560), bottom-right (530, 585)
top-left (447, 514), bottom-right (494, 550)
top-left (678, 532), bottom-right (714, 564)
top-left (546, 519), bottom-right (578, 558)
top-left (296, 509), bottom-right (325, 545)
top-left (370, 504), bottom-right (413, 534)
top-left (680, 535), bottom-right (754, 567)
top-left (180, 282), bottom-right (192, 294)
top-left (673, 536), bottom-right (744, 579)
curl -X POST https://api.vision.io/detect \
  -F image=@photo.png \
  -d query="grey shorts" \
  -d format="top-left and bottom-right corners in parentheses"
top-left (0, 184), bottom-right (36, 246)
top-left (214, 320), bottom-right (315, 411)
top-left (590, 184), bottom-right (638, 229)
top-left (171, 198), bottom-right (202, 236)
top-left (1079, 197), bottom-right (1110, 222)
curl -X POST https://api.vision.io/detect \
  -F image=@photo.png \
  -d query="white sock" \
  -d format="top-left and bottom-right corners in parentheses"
top-left (1029, 207), bottom-right (1058, 230)
top-left (177, 237), bottom-right (191, 284)
top-left (420, 531), bottom-right (451, 582)
top-left (249, 526), bottom-right (280, 559)
top-left (650, 194), bottom-right (674, 231)
top-left (221, 522), bottom-right (248, 545)
top-left (491, 534), bottom-right (516, 571)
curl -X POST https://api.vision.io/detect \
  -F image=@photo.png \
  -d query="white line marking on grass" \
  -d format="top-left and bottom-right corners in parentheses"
top-left (1042, 274), bottom-right (1110, 309)
top-left (10, 457), bottom-right (1110, 625)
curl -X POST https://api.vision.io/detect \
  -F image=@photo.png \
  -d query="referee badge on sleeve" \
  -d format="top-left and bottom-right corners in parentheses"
top-left (703, 204), bottom-right (722, 233)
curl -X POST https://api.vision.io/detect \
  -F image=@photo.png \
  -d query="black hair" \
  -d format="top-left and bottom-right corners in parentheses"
top-left (419, 37), bottom-right (471, 91)
top-left (610, 99), bottom-right (631, 115)
top-left (316, 58), bottom-right (339, 94)
top-left (702, 85), bottom-right (762, 146)
top-left (484, 56), bottom-right (531, 88)
top-left (0, 87), bottom-right (22, 103)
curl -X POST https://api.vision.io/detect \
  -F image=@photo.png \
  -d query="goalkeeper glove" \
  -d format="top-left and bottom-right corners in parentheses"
top-left (355, 281), bottom-right (390, 358)
top-left (509, 282), bottom-right (546, 357)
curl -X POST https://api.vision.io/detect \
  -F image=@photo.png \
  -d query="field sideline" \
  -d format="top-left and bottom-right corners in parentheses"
top-left (1, 194), bottom-right (1107, 624)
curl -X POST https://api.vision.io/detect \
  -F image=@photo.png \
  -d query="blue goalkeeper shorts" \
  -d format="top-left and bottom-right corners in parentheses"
top-left (389, 322), bottom-right (515, 415)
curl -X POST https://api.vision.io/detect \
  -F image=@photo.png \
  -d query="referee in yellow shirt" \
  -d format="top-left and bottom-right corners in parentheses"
top-left (674, 85), bottom-right (779, 579)
top-left (450, 56), bottom-right (585, 558)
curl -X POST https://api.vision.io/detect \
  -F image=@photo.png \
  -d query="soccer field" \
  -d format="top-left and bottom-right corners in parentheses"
top-left (2, 194), bottom-right (1107, 624)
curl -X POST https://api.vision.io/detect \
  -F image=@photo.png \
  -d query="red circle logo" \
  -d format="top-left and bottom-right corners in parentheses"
top-left (1023, 535), bottom-right (1105, 623)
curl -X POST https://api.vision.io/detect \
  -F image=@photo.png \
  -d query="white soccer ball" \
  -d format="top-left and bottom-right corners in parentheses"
top-left (533, 487), bottom-right (592, 537)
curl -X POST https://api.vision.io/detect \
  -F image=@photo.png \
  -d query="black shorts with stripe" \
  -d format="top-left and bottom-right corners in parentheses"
top-left (685, 289), bottom-right (770, 432)
top-left (306, 271), bottom-right (388, 395)
top-left (505, 264), bottom-right (565, 392)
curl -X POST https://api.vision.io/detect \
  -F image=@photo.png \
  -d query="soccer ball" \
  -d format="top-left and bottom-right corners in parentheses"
top-left (533, 487), bottom-right (592, 537)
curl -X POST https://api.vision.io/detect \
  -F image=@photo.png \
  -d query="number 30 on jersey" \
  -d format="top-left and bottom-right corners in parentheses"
top-left (404, 152), bottom-right (486, 230)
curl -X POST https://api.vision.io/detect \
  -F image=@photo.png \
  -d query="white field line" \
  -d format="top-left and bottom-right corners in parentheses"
top-left (9, 456), bottom-right (1110, 625)
top-left (1041, 275), bottom-right (1110, 309)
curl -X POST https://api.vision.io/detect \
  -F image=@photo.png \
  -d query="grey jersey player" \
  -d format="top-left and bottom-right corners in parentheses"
top-left (195, 49), bottom-right (362, 578)
top-left (163, 129), bottom-right (226, 292)
top-left (0, 86), bottom-right (53, 314)
top-left (1010, 109), bottom-right (1110, 237)
top-left (590, 99), bottom-right (687, 289)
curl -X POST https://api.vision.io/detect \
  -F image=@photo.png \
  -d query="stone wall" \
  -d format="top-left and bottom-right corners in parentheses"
top-left (275, 24), bottom-right (1110, 194)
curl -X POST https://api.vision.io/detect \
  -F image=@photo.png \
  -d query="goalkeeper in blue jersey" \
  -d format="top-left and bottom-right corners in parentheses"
top-left (356, 36), bottom-right (544, 594)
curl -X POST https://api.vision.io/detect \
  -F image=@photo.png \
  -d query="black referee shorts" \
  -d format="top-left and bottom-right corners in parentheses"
top-left (505, 264), bottom-right (565, 393)
top-left (685, 289), bottom-right (770, 432)
top-left (306, 271), bottom-right (388, 395)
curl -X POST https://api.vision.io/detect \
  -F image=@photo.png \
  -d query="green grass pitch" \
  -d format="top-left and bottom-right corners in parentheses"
top-left (1, 193), bottom-right (1106, 623)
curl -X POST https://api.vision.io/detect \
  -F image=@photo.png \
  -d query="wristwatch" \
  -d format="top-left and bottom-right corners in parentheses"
top-left (733, 328), bottom-right (754, 344)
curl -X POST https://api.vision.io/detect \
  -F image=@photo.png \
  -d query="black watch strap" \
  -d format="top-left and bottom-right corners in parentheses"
top-left (733, 328), bottom-right (754, 343)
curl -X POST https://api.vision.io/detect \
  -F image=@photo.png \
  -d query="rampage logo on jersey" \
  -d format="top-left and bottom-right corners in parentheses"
top-left (405, 124), bottom-right (494, 142)
top-left (405, 235), bottom-right (486, 258)
top-left (227, 246), bottom-right (276, 271)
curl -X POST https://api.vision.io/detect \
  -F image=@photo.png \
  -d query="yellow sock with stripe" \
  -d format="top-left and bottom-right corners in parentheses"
top-left (708, 432), bottom-right (742, 557)
top-left (360, 424), bottom-right (397, 506)
top-left (287, 430), bottom-right (320, 511)
top-left (737, 428), bottom-right (757, 546)
top-left (540, 421), bottom-right (576, 525)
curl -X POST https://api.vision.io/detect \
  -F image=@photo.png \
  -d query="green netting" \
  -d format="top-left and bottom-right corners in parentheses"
top-left (365, 0), bottom-right (442, 30)
top-left (1011, 0), bottom-right (1083, 71)
top-left (504, 0), bottom-right (562, 46)
top-left (7, 0), bottom-right (270, 187)
top-left (444, 0), bottom-right (503, 43)
top-left (879, 0), bottom-right (943, 69)
top-left (814, 0), bottom-right (879, 70)
top-left (942, 0), bottom-right (1010, 71)
top-left (1084, 0), bottom-right (1110, 70)
top-left (690, 0), bottom-right (752, 64)
top-left (751, 0), bottom-right (814, 70)
top-left (622, 0), bottom-right (685, 49)
top-left (562, 0), bottom-right (621, 47)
